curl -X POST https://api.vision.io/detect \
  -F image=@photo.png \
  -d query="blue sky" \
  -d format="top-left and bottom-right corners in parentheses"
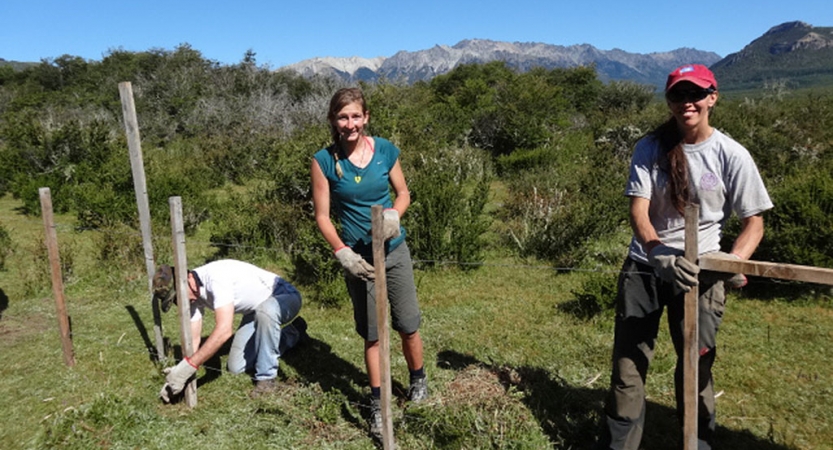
top-left (2, 1), bottom-right (830, 68)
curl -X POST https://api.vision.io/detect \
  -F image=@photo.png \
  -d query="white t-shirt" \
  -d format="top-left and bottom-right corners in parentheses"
top-left (625, 128), bottom-right (773, 264)
top-left (189, 259), bottom-right (282, 322)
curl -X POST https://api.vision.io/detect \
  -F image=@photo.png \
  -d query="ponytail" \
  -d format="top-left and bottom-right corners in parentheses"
top-left (653, 118), bottom-right (689, 215)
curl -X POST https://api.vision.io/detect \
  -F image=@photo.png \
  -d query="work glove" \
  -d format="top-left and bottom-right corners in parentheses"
top-left (647, 244), bottom-right (700, 292)
top-left (335, 247), bottom-right (376, 281)
top-left (159, 357), bottom-right (198, 403)
top-left (709, 251), bottom-right (748, 289)
top-left (382, 208), bottom-right (401, 241)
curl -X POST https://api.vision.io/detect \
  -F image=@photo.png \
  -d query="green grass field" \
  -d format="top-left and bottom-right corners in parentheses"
top-left (0, 193), bottom-right (831, 449)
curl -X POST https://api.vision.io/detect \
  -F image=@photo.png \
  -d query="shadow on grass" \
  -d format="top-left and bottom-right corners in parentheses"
top-left (281, 335), bottom-right (373, 430)
top-left (0, 287), bottom-right (8, 320)
top-left (436, 350), bottom-right (790, 450)
top-left (124, 305), bottom-right (161, 362)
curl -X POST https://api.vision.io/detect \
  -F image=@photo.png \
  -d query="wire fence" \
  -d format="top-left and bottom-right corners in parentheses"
top-left (4, 212), bottom-right (829, 447)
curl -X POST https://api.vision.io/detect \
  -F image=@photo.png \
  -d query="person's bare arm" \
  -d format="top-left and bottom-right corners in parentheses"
top-left (187, 303), bottom-right (234, 367)
top-left (388, 159), bottom-right (411, 217)
top-left (629, 196), bottom-right (662, 253)
top-left (311, 159), bottom-right (346, 250)
top-left (729, 214), bottom-right (765, 259)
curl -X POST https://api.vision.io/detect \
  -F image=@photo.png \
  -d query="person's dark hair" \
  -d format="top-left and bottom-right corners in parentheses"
top-left (326, 87), bottom-right (368, 179)
top-left (651, 117), bottom-right (689, 215)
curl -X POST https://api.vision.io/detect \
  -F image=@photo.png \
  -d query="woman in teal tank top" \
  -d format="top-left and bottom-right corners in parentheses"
top-left (310, 87), bottom-right (429, 439)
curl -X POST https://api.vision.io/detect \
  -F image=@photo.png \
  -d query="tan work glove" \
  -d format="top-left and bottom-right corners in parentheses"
top-left (335, 246), bottom-right (376, 281)
top-left (382, 208), bottom-right (401, 241)
top-left (159, 357), bottom-right (198, 403)
top-left (648, 244), bottom-right (700, 292)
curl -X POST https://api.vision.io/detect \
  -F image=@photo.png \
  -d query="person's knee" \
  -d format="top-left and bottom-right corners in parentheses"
top-left (399, 330), bottom-right (419, 341)
top-left (393, 314), bottom-right (421, 335)
top-left (227, 359), bottom-right (247, 375)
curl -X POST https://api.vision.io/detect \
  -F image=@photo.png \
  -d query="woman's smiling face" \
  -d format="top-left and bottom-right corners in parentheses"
top-left (332, 101), bottom-right (367, 143)
top-left (666, 81), bottom-right (718, 135)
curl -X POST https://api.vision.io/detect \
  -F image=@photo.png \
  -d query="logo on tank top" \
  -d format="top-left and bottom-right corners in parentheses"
top-left (700, 172), bottom-right (720, 191)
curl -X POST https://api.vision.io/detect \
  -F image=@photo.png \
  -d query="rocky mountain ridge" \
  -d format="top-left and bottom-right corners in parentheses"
top-left (284, 21), bottom-right (833, 91)
top-left (284, 39), bottom-right (720, 89)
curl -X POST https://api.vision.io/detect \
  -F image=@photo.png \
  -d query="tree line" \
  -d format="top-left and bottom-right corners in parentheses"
top-left (1, 45), bottom-right (830, 304)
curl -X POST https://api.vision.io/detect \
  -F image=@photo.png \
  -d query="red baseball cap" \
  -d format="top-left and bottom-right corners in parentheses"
top-left (665, 64), bottom-right (717, 92)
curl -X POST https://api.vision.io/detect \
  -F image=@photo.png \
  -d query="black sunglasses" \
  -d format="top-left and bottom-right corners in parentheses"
top-left (666, 87), bottom-right (715, 103)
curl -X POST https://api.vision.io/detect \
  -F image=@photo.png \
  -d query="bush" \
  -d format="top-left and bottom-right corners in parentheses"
top-left (561, 272), bottom-right (619, 319)
top-left (0, 222), bottom-right (12, 271)
top-left (502, 131), bottom-right (628, 267)
top-left (405, 145), bottom-right (492, 268)
top-left (754, 161), bottom-right (833, 268)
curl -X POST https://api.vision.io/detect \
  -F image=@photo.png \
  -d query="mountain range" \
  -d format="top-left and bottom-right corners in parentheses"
top-left (284, 21), bottom-right (833, 92)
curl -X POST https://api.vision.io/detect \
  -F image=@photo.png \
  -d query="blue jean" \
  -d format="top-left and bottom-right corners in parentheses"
top-left (227, 280), bottom-right (302, 381)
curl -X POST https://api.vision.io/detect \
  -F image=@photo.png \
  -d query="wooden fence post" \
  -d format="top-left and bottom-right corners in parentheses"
top-left (118, 81), bottom-right (165, 361)
top-left (683, 204), bottom-right (699, 450)
top-left (39, 187), bottom-right (75, 367)
top-left (689, 219), bottom-right (833, 448)
top-left (169, 196), bottom-right (197, 407)
top-left (371, 205), bottom-right (395, 449)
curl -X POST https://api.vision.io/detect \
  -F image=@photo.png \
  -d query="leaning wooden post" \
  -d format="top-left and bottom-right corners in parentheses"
top-left (169, 196), bottom-right (197, 407)
top-left (119, 81), bottom-right (165, 361)
top-left (683, 204), bottom-right (699, 450)
top-left (371, 205), bottom-right (395, 449)
top-left (39, 187), bottom-right (75, 367)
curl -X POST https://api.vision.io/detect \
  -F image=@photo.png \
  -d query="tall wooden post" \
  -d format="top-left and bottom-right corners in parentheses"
top-left (39, 187), bottom-right (75, 367)
top-left (170, 197), bottom-right (197, 407)
top-left (371, 205), bottom-right (394, 449)
top-left (683, 204), bottom-right (699, 450)
top-left (118, 81), bottom-right (165, 361)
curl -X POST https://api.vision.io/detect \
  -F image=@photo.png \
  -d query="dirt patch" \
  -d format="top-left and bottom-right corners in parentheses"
top-left (0, 310), bottom-right (51, 346)
top-left (445, 364), bottom-right (510, 407)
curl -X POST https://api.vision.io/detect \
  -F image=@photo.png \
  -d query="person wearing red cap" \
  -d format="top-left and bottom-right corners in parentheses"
top-left (595, 64), bottom-right (773, 449)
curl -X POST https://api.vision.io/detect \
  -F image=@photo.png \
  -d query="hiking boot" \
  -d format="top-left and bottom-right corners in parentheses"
top-left (250, 379), bottom-right (277, 399)
top-left (407, 376), bottom-right (429, 403)
top-left (368, 396), bottom-right (383, 439)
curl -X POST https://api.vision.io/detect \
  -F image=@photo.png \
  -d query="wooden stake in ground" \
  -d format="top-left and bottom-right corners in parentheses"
top-left (169, 196), bottom-right (197, 407)
top-left (39, 187), bottom-right (75, 367)
top-left (118, 81), bottom-right (165, 362)
top-left (683, 204), bottom-right (699, 450)
top-left (371, 205), bottom-right (395, 449)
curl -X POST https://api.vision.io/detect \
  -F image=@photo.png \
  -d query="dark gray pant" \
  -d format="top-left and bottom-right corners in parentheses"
top-left (345, 242), bottom-right (422, 341)
top-left (597, 258), bottom-right (726, 450)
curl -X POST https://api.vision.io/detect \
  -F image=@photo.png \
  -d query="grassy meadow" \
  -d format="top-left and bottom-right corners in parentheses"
top-left (1, 191), bottom-right (831, 450)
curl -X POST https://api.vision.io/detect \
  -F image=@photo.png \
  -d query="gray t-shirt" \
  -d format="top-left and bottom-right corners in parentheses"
top-left (625, 128), bottom-right (773, 263)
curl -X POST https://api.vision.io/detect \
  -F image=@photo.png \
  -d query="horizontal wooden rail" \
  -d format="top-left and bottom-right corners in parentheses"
top-left (699, 255), bottom-right (833, 286)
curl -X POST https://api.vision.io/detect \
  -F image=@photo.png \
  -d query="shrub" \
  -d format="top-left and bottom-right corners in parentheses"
top-left (754, 161), bottom-right (833, 268)
top-left (502, 131), bottom-right (628, 267)
top-left (561, 272), bottom-right (619, 319)
top-left (405, 146), bottom-right (492, 268)
top-left (0, 222), bottom-right (12, 271)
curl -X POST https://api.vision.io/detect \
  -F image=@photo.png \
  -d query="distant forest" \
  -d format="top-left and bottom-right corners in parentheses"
top-left (1, 46), bottom-right (831, 301)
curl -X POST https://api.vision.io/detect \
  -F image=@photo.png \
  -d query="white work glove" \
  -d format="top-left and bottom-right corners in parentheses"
top-left (334, 246), bottom-right (376, 281)
top-left (382, 208), bottom-right (401, 241)
top-left (159, 357), bottom-right (198, 403)
top-left (647, 244), bottom-right (700, 292)
top-left (709, 251), bottom-right (748, 288)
